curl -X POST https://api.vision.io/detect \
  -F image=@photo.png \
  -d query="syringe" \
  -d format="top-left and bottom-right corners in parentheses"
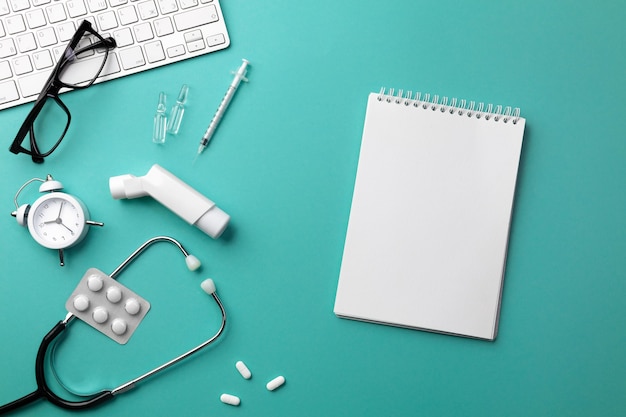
top-left (197, 59), bottom-right (250, 156)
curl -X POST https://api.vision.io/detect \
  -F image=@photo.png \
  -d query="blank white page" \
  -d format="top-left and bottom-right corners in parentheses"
top-left (334, 92), bottom-right (525, 340)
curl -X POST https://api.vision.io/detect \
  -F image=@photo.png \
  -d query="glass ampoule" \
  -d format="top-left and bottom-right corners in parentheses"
top-left (167, 84), bottom-right (189, 135)
top-left (152, 92), bottom-right (167, 144)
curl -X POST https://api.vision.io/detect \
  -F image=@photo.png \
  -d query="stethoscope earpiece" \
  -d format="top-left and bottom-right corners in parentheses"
top-left (185, 255), bottom-right (202, 271)
top-left (201, 279), bottom-right (216, 295)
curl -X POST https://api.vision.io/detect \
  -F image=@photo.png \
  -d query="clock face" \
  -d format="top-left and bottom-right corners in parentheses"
top-left (27, 193), bottom-right (89, 249)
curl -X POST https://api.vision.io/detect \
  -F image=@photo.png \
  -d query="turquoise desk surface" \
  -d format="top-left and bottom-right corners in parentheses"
top-left (1, 1), bottom-right (625, 416)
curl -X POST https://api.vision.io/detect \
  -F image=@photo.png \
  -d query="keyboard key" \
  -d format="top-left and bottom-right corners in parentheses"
top-left (0, 80), bottom-right (19, 105)
top-left (17, 70), bottom-right (48, 97)
top-left (97, 10), bottom-right (118, 30)
top-left (183, 29), bottom-right (202, 43)
top-left (118, 5), bottom-right (138, 25)
top-left (36, 27), bottom-right (57, 48)
top-left (102, 52), bottom-right (121, 76)
top-left (46, 4), bottom-right (68, 24)
top-left (173, 5), bottom-right (218, 31)
top-left (207, 32), bottom-right (225, 47)
top-left (119, 45), bottom-right (145, 69)
top-left (144, 40), bottom-right (165, 63)
top-left (0, 21), bottom-right (4, 37)
top-left (133, 21), bottom-right (153, 42)
top-left (33, 0), bottom-right (52, 5)
top-left (16, 33), bottom-right (37, 53)
top-left (25, 9), bottom-right (47, 29)
top-left (10, 0), bottom-right (30, 12)
top-left (57, 21), bottom-right (77, 42)
top-left (157, 0), bottom-right (177, 14)
top-left (0, 60), bottom-right (12, 79)
top-left (186, 38), bottom-right (205, 53)
top-left (33, 49), bottom-right (54, 70)
top-left (0, 0), bottom-right (9, 16)
top-left (87, 0), bottom-right (107, 13)
top-left (109, 0), bottom-right (128, 6)
top-left (52, 44), bottom-right (65, 62)
top-left (166, 44), bottom-right (184, 58)
top-left (152, 17), bottom-right (172, 37)
top-left (0, 39), bottom-right (17, 58)
top-left (6, 15), bottom-right (26, 35)
top-left (137, 0), bottom-right (158, 20)
top-left (113, 27), bottom-right (134, 47)
top-left (12, 55), bottom-right (33, 75)
top-left (179, 0), bottom-right (198, 9)
top-left (67, 0), bottom-right (88, 18)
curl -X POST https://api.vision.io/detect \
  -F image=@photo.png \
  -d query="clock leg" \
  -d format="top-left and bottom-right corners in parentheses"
top-left (58, 249), bottom-right (65, 267)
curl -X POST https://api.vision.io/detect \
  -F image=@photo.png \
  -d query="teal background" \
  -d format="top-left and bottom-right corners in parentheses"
top-left (1, 0), bottom-right (625, 416)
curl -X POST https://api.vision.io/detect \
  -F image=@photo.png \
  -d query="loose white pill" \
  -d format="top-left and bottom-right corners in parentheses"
top-left (106, 286), bottom-right (122, 303)
top-left (220, 393), bottom-right (240, 406)
top-left (235, 361), bottom-right (252, 379)
top-left (87, 275), bottom-right (104, 292)
top-left (111, 318), bottom-right (127, 335)
top-left (266, 376), bottom-right (285, 391)
top-left (73, 295), bottom-right (90, 312)
top-left (124, 298), bottom-right (141, 315)
top-left (92, 306), bottom-right (109, 324)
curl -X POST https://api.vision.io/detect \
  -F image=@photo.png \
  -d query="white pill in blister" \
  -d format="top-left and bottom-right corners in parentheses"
top-left (111, 318), bottom-right (127, 335)
top-left (266, 376), bottom-right (286, 391)
top-left (220, 393), bottom-right (240, 406)
top-left (73, 295), bottom-right (90, 312)
top-left (106, 286), bottom-right (122, 303)
top-left (92, 306), bottom-right (109, 324)
top-left (235, 361), bottom-right (252, 379)
top-left (87, 275), bottom-right (104, 292)
top-left (124, 298), bottom-right (141, 315)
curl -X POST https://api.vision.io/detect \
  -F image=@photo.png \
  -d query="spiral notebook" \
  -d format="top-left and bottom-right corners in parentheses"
top-left (334, 88), bottom-right (526, 340)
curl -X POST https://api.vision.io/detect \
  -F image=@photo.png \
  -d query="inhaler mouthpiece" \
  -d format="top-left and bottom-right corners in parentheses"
top-left (109, 165), bottom-right (230, 239)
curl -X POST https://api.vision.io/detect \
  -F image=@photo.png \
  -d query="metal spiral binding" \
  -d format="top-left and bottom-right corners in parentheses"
top-left (377, 87), bottom-right (521, 124)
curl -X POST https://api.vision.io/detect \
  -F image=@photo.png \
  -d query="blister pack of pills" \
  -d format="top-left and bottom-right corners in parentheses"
top-left (65, 268), bottom-right (151, 344)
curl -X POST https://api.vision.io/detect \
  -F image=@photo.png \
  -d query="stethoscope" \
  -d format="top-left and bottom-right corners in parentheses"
top-left (0, 236), bottom-right (227, 414)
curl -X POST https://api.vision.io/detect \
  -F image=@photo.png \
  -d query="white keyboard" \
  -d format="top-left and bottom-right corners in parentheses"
top-left (0, 0), bottom-right (230, 111)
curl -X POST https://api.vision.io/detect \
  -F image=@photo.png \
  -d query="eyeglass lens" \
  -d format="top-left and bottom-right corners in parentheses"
top-left (57, 32), bottom-right (111, 88)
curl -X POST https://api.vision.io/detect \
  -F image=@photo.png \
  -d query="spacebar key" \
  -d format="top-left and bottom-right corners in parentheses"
top-left (173, 5), bottom-right (218, 31)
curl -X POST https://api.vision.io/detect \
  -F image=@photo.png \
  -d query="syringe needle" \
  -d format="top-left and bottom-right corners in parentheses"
top-left (197, 59), bottom-right (250, 155)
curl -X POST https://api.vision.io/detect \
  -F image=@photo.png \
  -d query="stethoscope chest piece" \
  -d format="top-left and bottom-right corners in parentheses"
top-left (0, 236), bottom-right (227, 414)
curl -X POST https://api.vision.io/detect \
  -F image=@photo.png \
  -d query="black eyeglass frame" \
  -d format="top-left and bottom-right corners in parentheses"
top-left (8, 20), bottom-right (117, 163)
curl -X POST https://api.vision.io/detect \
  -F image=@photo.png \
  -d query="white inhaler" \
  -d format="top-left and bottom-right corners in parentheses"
top-left (109, 164), bottom-right (230, 238)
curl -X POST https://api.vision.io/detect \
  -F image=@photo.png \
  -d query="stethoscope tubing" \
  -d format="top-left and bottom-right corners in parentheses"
top-left (0, 320), bottom-right (114, 413)
top-left (0, 236), bottom-right (227, 414)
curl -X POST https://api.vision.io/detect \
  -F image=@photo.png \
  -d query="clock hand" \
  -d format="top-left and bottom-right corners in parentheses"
top-left (57, 201), bottom-right (65, 219)
top-left (42, 202), bottom-right (66, 225)
top-left (60, 222), bottom-right (74, 234)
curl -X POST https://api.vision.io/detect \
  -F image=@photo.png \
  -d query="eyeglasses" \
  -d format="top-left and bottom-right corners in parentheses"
top-left (8, 20), bottom-right (116, 163)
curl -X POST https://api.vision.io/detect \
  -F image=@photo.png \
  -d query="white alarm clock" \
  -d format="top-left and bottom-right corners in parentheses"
top-left (11, 174), bottom-right (104, 266)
